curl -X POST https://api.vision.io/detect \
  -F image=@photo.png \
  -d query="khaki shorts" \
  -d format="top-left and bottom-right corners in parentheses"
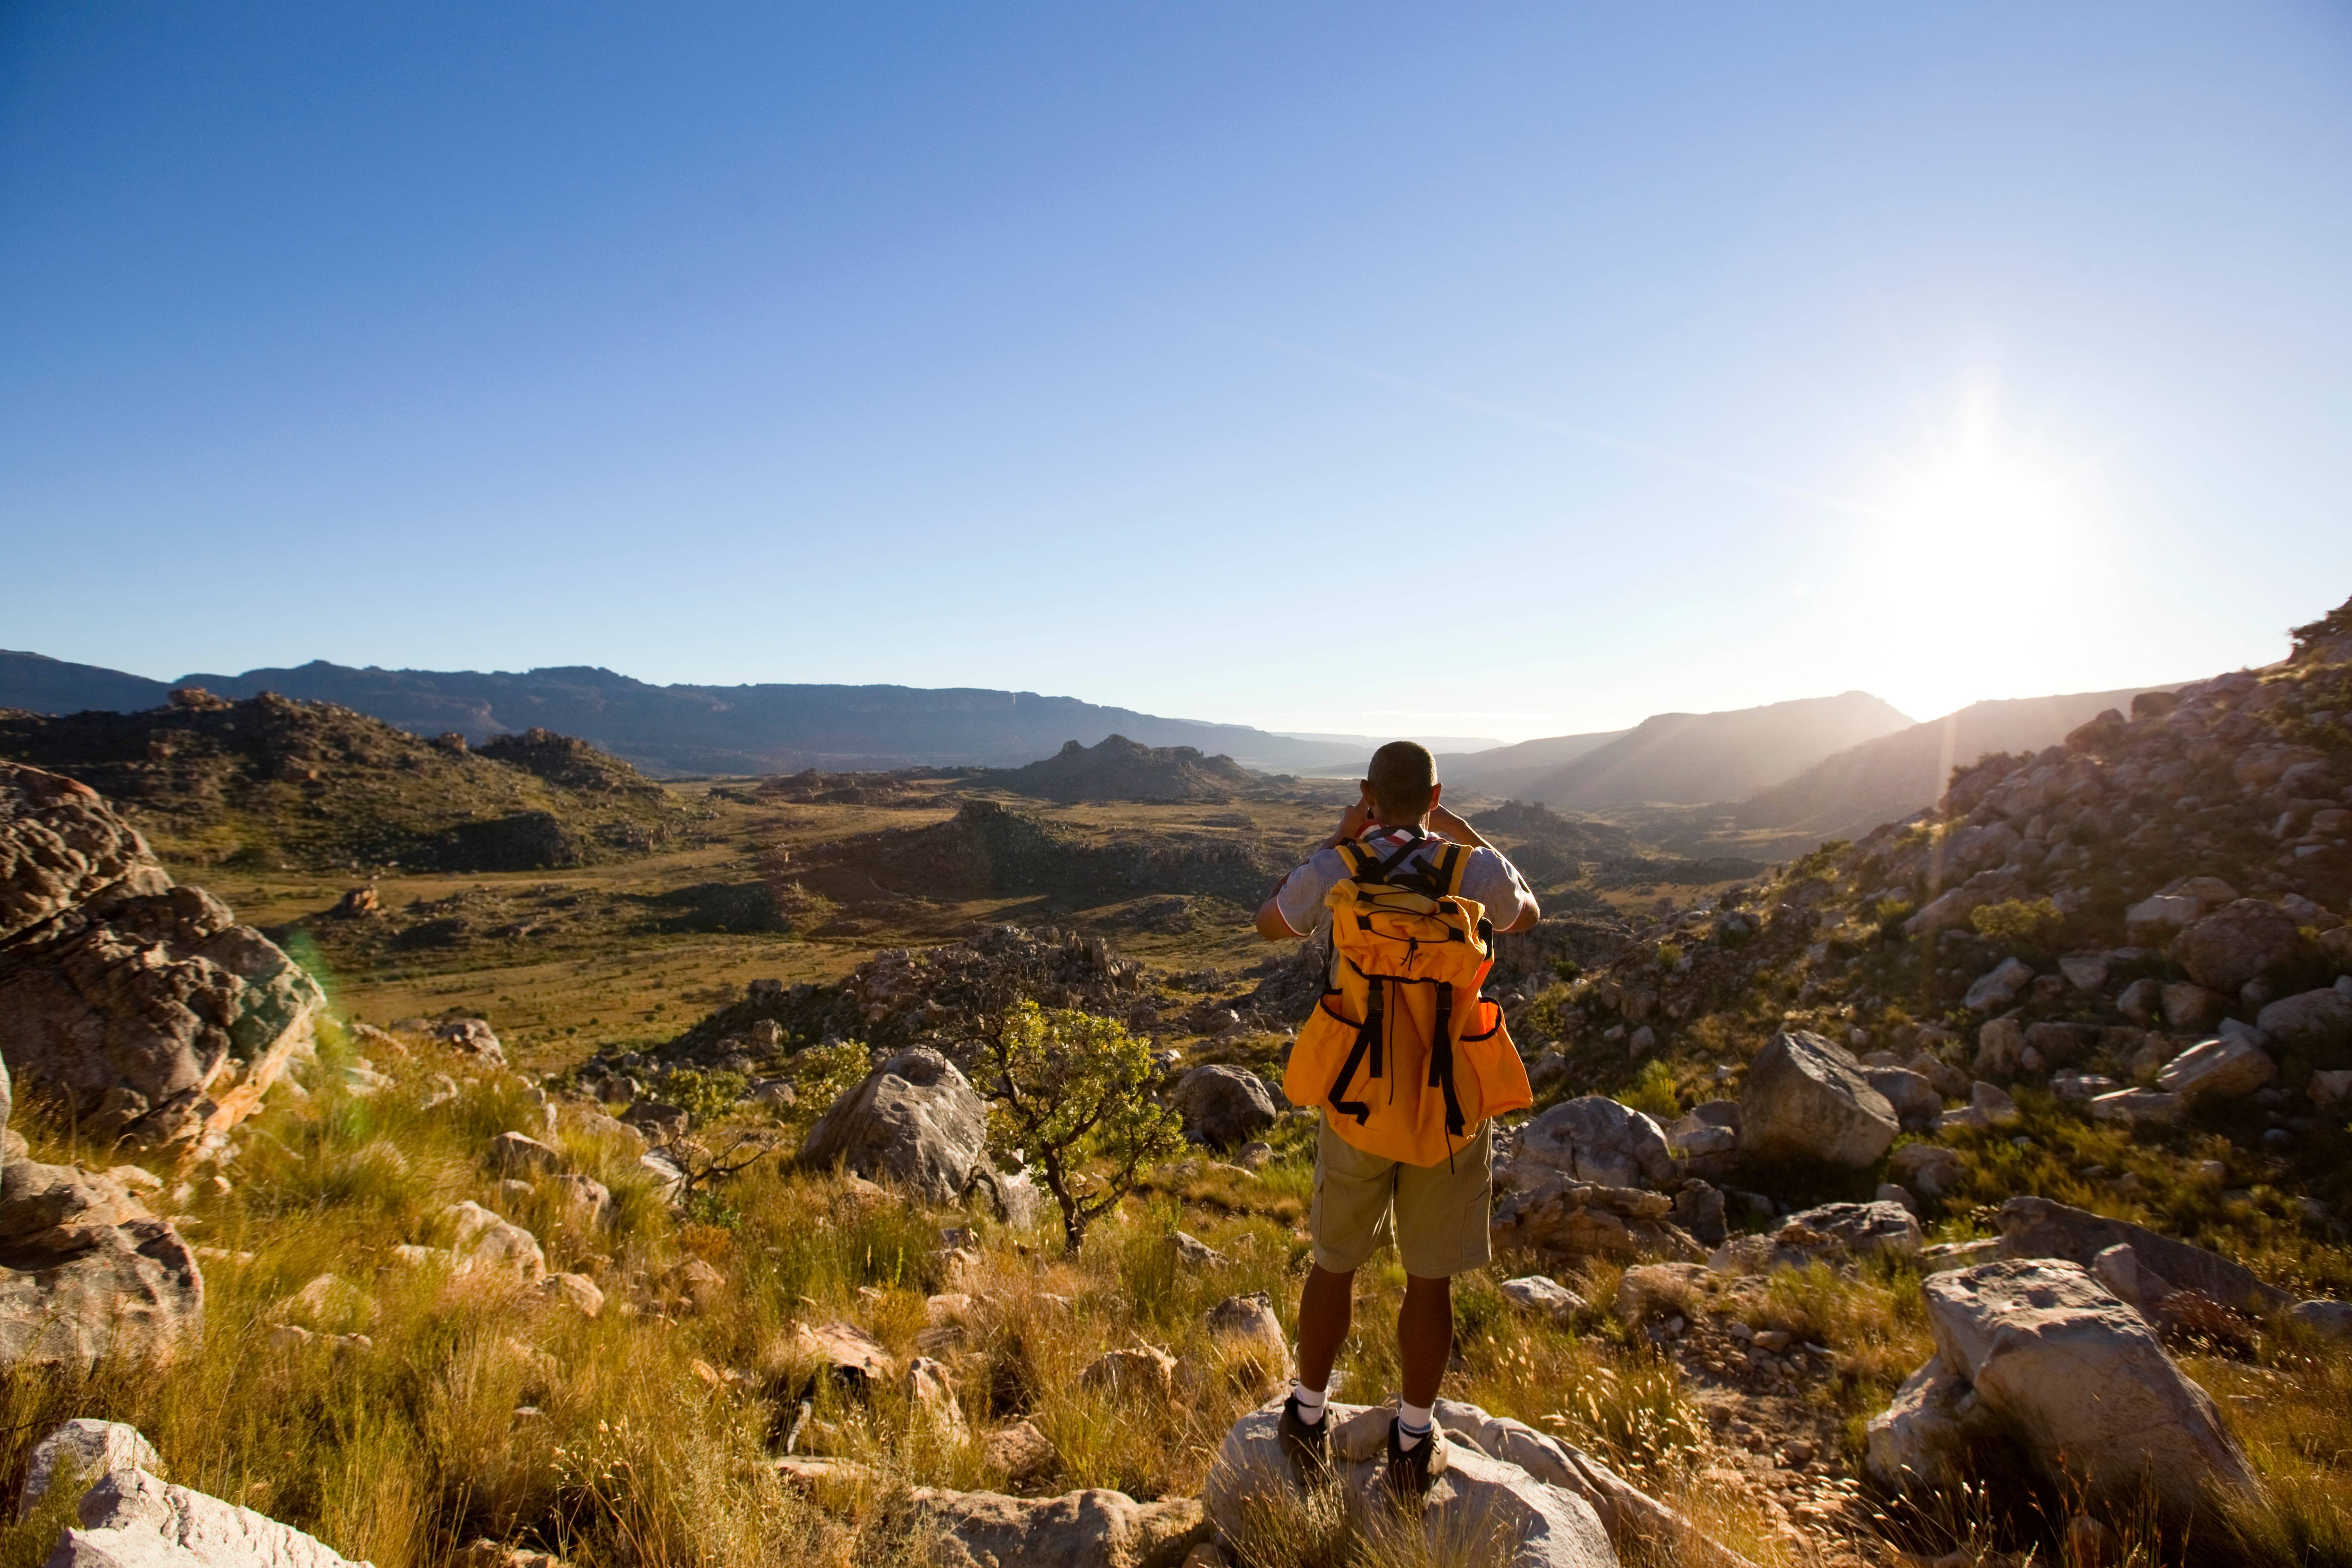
top-left (1308, 1115), bottom-right (1493, 1279)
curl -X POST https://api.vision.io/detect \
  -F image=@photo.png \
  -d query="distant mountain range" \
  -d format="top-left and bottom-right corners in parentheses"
top-left (1440, 692), bottom-right (1915, 808)
top-left (0, 651), bottom-right (1389, 776)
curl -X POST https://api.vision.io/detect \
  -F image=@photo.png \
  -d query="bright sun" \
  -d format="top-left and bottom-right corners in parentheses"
top-left (1850, 389), bottom-right (2113, 720)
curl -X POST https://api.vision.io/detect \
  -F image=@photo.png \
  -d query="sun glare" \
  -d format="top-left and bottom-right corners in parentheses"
top-left (1848, 387), bottom-right (2115, 720)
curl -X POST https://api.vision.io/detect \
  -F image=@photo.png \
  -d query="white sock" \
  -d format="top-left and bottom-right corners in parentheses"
top-left (1397, 1400), bottom-right (1433, 1450)
top-left (1291, 1381), bottom-right (1328, 1425)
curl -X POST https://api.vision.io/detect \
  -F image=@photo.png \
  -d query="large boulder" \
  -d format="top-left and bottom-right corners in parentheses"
top-left (1507, 1097), bottom-right (1674, 1191)
top-left (2175, 900), bottom-right (2306, 996)
top-left (1737, 1031), bottom-right (1897, 1169)
top-left (913, 1486), bottom-right (1204, 1568)
top-left (0, 1062), bottom-right (203, 1367)
top-left (1207, 1399), bottom-right (1617, 1568)
top-left (801, 1048), bottom-right (988, 1205)
top-left (1879, 1259), bottom-right (2261, 1522)
top-left (0, 880), bottom-right (324, 1150)
top-left (2257, 987), bottom-right (2352, 1053)
top-left (1169, 1065), bottom-right (1276, 1152)
top-left (49, 1455), bottom-right (369, 1568)
top-left (1992, 1197), bottom-right (2288, 1313)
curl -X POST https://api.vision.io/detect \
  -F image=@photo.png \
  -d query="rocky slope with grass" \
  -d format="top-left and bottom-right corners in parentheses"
top-left (974, 735), bottom-right (1279, 804)
top-left (0, 691), bottom-right (694, 873)
top-left (4, 603), bottom-right (2352, 1568)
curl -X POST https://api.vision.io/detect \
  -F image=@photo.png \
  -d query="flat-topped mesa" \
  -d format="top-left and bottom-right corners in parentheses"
top-left (0, 761), bottom-right (322, 1152)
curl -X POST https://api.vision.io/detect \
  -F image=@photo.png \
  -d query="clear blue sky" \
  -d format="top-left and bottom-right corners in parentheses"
top-left (3, 4), bottom-right (2348, 743)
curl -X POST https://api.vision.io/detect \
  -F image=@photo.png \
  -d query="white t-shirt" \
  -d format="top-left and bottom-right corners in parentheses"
top-left (1270, 825), bottom-right (1532, 938)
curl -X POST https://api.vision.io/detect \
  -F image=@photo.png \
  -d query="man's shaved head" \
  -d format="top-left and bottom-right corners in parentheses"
top-left (1366, 741), bottom-right (1438, 822)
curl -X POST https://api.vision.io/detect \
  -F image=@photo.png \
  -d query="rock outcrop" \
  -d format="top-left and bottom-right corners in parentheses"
top-left (0, 764), bottom-right (323, 1151)
top-left (0, 1060), bottom-right (203, 1366)
top-left (801, 1048), bottom-right (989, 1205)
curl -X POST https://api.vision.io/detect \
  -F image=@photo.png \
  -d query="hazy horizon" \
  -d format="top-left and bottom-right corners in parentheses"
top-left (4, 6), bottom-right (2347, 742)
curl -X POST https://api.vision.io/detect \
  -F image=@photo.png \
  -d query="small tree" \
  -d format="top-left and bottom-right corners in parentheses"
top-left (980, 1000), bottom-right (1184, 1253)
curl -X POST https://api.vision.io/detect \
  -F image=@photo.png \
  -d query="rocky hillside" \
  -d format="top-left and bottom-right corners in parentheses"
top-left (1718, 682), bottom-right (2181, 850)
top-left (0, 692), bottom-right (693, 872)
top-left (976, 735), bottom-right (1274, 803)
top-left (1455, 692), bottom-right (1914, 810)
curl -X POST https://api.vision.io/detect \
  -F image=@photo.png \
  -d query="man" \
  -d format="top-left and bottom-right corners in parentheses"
top-left (1254, 740), bottom-right (1538, 1500)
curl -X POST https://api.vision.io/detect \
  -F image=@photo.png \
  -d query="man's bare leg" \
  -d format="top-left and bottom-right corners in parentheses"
top-left (1295, 1263), bottom-right (1355, 1396)
top-left (1394, 1273), bottom-right (1451, 1450)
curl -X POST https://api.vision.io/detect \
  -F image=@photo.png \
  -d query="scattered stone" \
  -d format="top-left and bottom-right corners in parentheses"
top-left (1737, 1030), bottom-right (1898, 1169)
top-left (548, 1174), bottom-right (611, 1228)
top-left (2177, 900), bottom-right (2306, 996)
top-left (913, 1485), bottom-right (1205, 1568)
top-left (981, 1419), bottom-right (1059, 1483)
top-left (1507, 1096), bottom-right (1674, 1190)
top-left (1083, 1344), bottom-right (1177, 1402)
top-left (487, 1132), bottom-right (562, 1178)
top-left (446, 1200), bottom-right (547, 1282)
top-left (1198, 1293), bottom-right (1289, 1397)
top-left (2161, 982), bottom-right (2227, 1032)
top-left (2090, 1088), bottom-right (2184, 1126)
top-left (794, 1320), bottom-right (896, 1390)
top-left (2058, 953), bottom-right (2110, 992)
top-left (2257, 987), bottom-right (2352, 1053)
top-left (1498, 1275), bottom-right (1586, 1321)
top-left (18, 1419), bottom-right (159, 1521)
top-left (1864, 1066), bottom-right (1939, 1126)
top-left (2115, 976), bottom-right (2162, 1025)
top-left (2156, 1035), bottom-right (2277, 1102)
top-left (2051, 1071), bottom-right (2119, 1102)
top-left (1889, 1142), bottom-right (1965, 1200)
top-left (1783, 1200), bottom-right (1924, 1260)
top-left (1490, 1176), bottom-right (1703, 1263)
top-left (801, 1047), bottom-right (989, 1205)
top-left (1963, 958), bottom-right (2036, 1013)
top-left (905, 1356), bottom-right (967, 1438)
top-left (1172, 1231), bottom-right (1226, 1268)
top-left (539, 1273), bottom-right (603, 1318)
top-left (2287, 1300), bottom-right (2352, 1339)
top-left (1170, 1065), bottom-right (1277, 1152)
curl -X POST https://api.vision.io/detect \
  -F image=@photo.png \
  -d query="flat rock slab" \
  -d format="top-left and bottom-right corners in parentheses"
top-left (1993, 1197), bottom-right (2287, 1312)
top-left (1207, 1400), bottom-right (1617, 1568)
top-left (51, 1465), bottom-right (371, 1568)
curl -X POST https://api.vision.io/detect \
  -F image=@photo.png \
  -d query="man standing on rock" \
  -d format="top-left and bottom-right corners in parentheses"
top-left (1254, 740), bottom-right (1539, 1501)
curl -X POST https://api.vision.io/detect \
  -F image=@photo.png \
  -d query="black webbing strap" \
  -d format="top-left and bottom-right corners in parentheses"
top-left (1425, 985), bottom-right (1465, 1142)
top-left (1327, 975), bottom-right (1384, 1125)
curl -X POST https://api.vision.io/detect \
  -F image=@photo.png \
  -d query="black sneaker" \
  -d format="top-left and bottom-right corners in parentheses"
top-left (1277, 1394), bottom-right (1332, 1489)
top-left (1384, 1416), bottom-right (1437, 1506)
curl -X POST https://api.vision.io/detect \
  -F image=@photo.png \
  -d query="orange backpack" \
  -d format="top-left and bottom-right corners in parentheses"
top-left (1280, 832), bottom-right (1532, 1166)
